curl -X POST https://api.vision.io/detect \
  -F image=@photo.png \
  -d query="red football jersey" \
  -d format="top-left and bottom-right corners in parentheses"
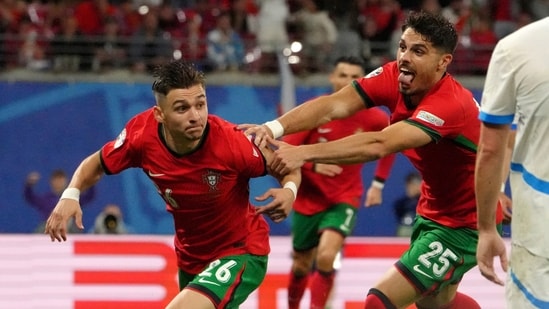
top-left (101, 109), bottom-right (270, 274)
top-left (353, 61), bottom-right (502, 229)
top-left (284, 106), bottom-right (394, 215)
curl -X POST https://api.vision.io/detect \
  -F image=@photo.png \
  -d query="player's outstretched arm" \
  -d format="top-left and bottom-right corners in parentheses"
top-left (45, 151), bottom-right (105, 242)
top-left (254, 138), bottom-right (301, 223)
top-left (267, 121), bottom-right (431, 175)
top-left (239, 85), bottom-right (364, 147)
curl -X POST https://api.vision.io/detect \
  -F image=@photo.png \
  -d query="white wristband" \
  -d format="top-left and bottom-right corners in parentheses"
top-left (283, 181), bottom-right (298, 200)
top-left (264, 120), bottom-right (284, 139)
top-left (60, 188), bottom-right (80, 202)
top-left (500, 182), bottom-right (506, 193)
top-left (371, 180), bottom-right (385, 189)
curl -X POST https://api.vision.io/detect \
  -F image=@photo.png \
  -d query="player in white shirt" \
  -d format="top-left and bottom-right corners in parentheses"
top-left (475, 17), bottom-right (549, 309)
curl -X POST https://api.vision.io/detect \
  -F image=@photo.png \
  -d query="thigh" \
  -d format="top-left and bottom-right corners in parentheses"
top-left (292, 211), bottom-right (322, 251)
top-left (397, 216), bottom-right (478, 295)
top-left (318, 203), bottom-right (358, 237)
top-left (507, 244), bottom-right (549, 309)
top-left (180, 254), bottom-right (268, 309)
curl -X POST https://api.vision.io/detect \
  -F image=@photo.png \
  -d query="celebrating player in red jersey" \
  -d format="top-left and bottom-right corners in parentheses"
top-left (285, 56), bottom-right (395, 309)
top-left (241, 11), bottom-right (503, 309)
top-left (44, 60), bottom-right (301, 309)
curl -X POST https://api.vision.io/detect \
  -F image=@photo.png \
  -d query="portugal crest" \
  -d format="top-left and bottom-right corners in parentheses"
top-left (203, 170), bottom-right (221, 191)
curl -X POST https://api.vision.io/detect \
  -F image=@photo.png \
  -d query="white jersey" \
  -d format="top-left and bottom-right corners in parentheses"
top-left (479, 17), bottom-right (549, 259)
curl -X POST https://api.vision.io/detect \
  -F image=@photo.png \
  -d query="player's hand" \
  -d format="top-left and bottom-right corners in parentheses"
top-left (364, 186), bottom-right (382, 207)
top-left (476, 230), bottom-right (508, 286)
top-left (498, 192), bottom-right (512, 224)
top-left (238, 123), bottom-right (273, 148)
top-left (313, 163), bottom-right (342, 177)
top-left (254, 187), bottom-right (294, 223)
top-left (267, 136), bottom-right (306, 175)
top-left (44, 199), bottom-right (84, 242)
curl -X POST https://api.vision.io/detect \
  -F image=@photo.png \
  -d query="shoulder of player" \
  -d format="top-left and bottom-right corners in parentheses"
top-left (429, 76), bottom-right (475, 107)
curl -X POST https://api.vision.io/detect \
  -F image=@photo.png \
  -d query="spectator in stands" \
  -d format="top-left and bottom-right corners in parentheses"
top-left (177, 7), bottom-right (207, 67)
top-left (92, 16), bottom-right (127, 72)
top-left (0, 0), bottom-right (26, 33)
top-left (468, 10), bottom-right (498, 75)
top-left (116, 0), bottom-right (141, 37)
top-left (290, 0), bottom-right (337, 73)
top-left (42, 1), bottom-right (70, 36)
top-left (70, 0), bottom-right (114, 70)
top-left (255, 0), bottom-right (290, 73)
top-left (328, 0), bottom-right (363, 64)
top-left (90, 203), bottom-right (132, 234)
top-left (489, 0), bottom-right (519, 39)
top-left (441, 0), bottom-right (469, 28)
top-left (157, 2), bottom-right (186, 37)
top-left (194, 1), bottom-right (221, 36)
top-left (129, 11), bottom-right (173, 73)
top-left (73, 0), bottom-right (116, 36)
top-left (357, 0), bottom-right (401, 69)
top-left (24, 169), bottom-right (96, 233)
top-left (50, 15), bottom-right (87, 72)
top-left (13, 15), bottom-right (49, 71)
top-left (206, 11), bottom-right (245, 71)
top-left (229, 0), bottom-right (257, 40)
top-left (0, 0), bottom-right (29, 68)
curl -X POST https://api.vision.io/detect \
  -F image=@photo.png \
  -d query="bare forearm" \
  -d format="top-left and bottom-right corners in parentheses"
top-left (278, 86), bottom-right (362, 135)
top-left (303, 132), bottom-right (386, 165)
top-left (279, 168), bottom-right (301, 189)
top-left (68, 151), bottom-right (105, 191)
top-left (475, 125), bottom-right (509, 231)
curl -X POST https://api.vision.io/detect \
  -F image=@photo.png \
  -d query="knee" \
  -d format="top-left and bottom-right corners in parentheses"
top-left (315, 249), bottom-right (338, 271)
top-left (364, 288), bottom-right (397, 309)
top-left (291, 252), bottom-right (314, 276)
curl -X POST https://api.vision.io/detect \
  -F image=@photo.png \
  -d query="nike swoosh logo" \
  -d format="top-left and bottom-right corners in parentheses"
top-left (413, 265), bottom-right (433, 279)
top-left (197, 277), bottom-right (220, 286)
top-left (148, 171), bottom-right (165, 177)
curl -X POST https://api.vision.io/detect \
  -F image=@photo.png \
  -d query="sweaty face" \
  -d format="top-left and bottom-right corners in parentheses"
top-left (329, 62), bottom-right (365, 92)
top-left (155, 84), bottom-right (208, 147)
top-left (396, 28), bottom-right (451, 99)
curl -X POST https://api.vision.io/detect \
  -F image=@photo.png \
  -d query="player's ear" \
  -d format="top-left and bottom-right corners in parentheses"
top-left (438, 53), bottom-right (452, 72)
top-left (153, 105), bottom-right (164, 123)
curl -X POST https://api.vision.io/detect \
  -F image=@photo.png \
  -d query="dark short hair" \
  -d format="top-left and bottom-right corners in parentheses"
top-left (151, 60), bottom-right (206, 96)
top-left (402, 11), bottom-right (458, 54)
top-left (50, 169), bottom-right (66, 179)
top-left (334, 56), bottom-right (366, 71)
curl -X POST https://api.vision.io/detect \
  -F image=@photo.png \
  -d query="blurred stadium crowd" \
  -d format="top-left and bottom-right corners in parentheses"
top-left (0, 0), bottom-right (547, 75)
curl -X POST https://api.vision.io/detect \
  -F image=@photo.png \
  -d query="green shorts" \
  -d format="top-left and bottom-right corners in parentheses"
top-left (292, 203), bottom-right (357, 251)
top-left (179, 254), bottom-right (268, 308)
top-left (396, 216), bottom-right (478, 295)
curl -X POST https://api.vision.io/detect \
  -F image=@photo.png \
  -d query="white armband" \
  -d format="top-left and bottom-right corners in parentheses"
top-left (264, 120), bottom-right (284, 139)
top-left (283, 181), bottom-right (298, 200)
top-left (60, 188), bottom-right (80, 202)
top-left (371, 180), bottom-right (385, 189)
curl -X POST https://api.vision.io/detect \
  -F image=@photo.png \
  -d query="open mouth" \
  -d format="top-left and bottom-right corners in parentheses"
top-left (398, 68), bottom-right (415, 85)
